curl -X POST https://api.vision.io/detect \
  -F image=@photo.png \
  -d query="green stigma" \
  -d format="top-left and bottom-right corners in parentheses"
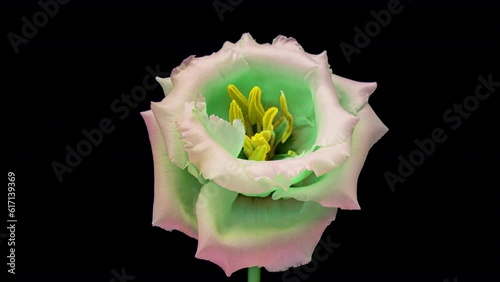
top-left (227, 84), bottom-right (296, 161)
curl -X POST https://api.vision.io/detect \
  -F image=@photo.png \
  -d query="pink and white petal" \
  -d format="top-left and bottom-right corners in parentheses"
top-left (235, 33), bottom-right (319, 78)
top-left (195, 181), bottom-right (338, 276)
top-left (151, 44), bottom-right (247, 168)
top-left (332, 74), bottom-right (378, 115)
top-left (185, 95), bottom-right (246, 158)
top-left (309, 62), bottom-right (360, 147)
top-left (142, 110), bottom-right (202, 239)
top-left (156, 76), bottom-right (173, 96)
top-left (272, 105), bottom-right (389, 209)
top-left (242, 140), bottom-right (352, 187)
top-left (271, 35), bottom-right (305, 52)
top-left (150, 102), bottom-right (190, 169)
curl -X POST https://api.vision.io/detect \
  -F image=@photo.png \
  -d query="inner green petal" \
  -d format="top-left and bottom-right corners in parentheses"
top-left (202, 64), bottom-right (318, 157)
top-left (202, 65), bottom-right (315, 128)
top-left (203, 181), bottom-right (333, 236)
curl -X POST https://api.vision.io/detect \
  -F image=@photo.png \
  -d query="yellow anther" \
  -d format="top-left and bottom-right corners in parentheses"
top-left (248, 86), bottom-right (265, 125)
top-left (262, 107), bottom-right (278, 131)
top-left (251, 133), bottom-right (271, 153)
top-left (243, 135), bottom-right (254, 158)
top-left (229, 100), bottom-right (244, 125)
top-left (243, 133), bottom-right (271, 160)
top-left (279, 91), bottom-right (293, 143)
top-left (260, 130), bottom-right (272, 142)
top-left (287, 150), bottom-right (298, 157)
top-left (249, 145), bottom-right (269, 161)
top-left (227, 84), bottom-right (248, 113)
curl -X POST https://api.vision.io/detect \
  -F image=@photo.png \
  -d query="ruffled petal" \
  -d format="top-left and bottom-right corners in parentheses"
top-left (141, 110), bottom-right (202, 239)
top-left (156, 76), bottom-right (174, 96)
top-left (271, 35), bottom-right (304, 52)
top-left (238, 34), bottom-right (360, 149)
top-left (308, 58), bottom-right (360, 147)
top-left (272, 105), bottom-right (389, 209)
top-left (332, 74), bottom-right (378, 115)
top-left (151, 43), bottom-right (247, 169)
top-left (178, 95), bottom-right (246, 159)
top-left (195, 181), bottom-right (338, 276)
top-left (235, 33), bottom-right (319, 80)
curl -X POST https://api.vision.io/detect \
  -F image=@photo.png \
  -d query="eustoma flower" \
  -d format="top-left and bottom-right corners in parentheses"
top-left (142, 33), bottom-right (388, 277)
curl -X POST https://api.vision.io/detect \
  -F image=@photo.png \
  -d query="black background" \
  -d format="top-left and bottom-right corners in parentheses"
top-left (3, 0), bottom-right (500, 281)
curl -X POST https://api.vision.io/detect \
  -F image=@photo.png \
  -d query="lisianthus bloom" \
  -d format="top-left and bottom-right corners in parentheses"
top-left (142, 33), bottom-right (388, 276)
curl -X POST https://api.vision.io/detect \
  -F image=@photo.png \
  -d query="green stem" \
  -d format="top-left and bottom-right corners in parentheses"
top-left (247, 267), bottom-right (261, 282)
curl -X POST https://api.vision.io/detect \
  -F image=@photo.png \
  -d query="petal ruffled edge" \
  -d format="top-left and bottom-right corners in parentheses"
top-left (194, 181), bottom-right (338, 276)
top-left (150, 43), bottom-right (245, 169)
top-left (332, 74), bottom-right (377, 115)
top-left (272, 105), bottom-right (389, 209)
top-left (141, 110), bottom-right (202, 239)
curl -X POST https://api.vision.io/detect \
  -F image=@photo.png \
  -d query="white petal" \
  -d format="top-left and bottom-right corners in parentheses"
top-left (308, 61), bottom-right (360, 147)
top-left (272, 105), bottom-right (389, 209)
top-left (235, 33), bottom-right (318, 78)
top-left (141, 110), bottom-right (202, 238)
top-left (195, 181), bottom-right (338, 276)
top-left (272, 35), bottom-right (304, 52)
top-left (180, 95), bottom-right (246, 159)
top-left (332, 74), bottom-right (378, 115)
top-left (150, 45), bottom-right (247, 168)
top-left (156, 76), bottom-right (173, 96)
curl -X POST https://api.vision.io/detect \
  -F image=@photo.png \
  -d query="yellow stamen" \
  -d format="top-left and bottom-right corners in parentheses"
top-left (243, 135), bottom-right (254, 157)
top-left (262, 107), bottom-right (278, 131)
top-left (229, 100), bottom-right (244, 125)
top-left (260, 130), bottom-right (272, 142)
top-left (227, 84), bottom-right (248, 113)
top-left (250, 133), bottom-right (271, 153)
top-left (279, 91), bottom-right (293, 143)
top-left (249, 145), bottom-right (269, 161)
top-left (248, 86), bottom-right (265, 125)
top-left (273, 115), bottom-right (285, 129)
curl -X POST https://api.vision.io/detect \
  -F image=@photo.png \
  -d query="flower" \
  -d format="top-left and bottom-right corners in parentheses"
top-left (141, 33), bottom-right (388, 276)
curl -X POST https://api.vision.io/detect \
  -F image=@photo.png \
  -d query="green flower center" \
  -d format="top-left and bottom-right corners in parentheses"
top-left (227, 84), bottom-right (297, 161)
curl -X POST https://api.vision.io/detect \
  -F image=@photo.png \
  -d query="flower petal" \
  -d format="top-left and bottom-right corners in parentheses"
top-left (195, 181), bottom-right (338, 276)
top-left (156, 76), bottom-right (174, 96)
top-left (141, 110), bottom-right (202, 239)
top-left (271, 35), bottom-right (304, 52)
top-left (332, 74), bottom-right (378, 115)
top-left (177, 98), bottom-right (245, 157)
top-left (272, 105), bottom-right (389, 209)
top-left (151, 43), bottom-right (247, 169)
top-left (236, 33), bottom-right (317, 76)
top-left (193, 97), bottom-right (246, 158)
top-left (308, 60), bottom-right (360, 147)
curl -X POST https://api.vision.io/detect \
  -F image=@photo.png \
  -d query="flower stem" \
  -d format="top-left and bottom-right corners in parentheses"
top-left (248, 267), bottom-right (261, 282)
